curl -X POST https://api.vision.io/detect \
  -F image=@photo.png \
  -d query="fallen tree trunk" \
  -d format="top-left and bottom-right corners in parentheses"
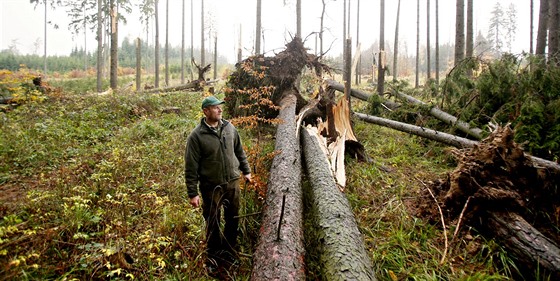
top-left (301, 126), bottom-right (377, 280)
top-left (354, 112), bottom-right (478, 148)
top-left (390, 89), bottom-right (484, 139)
top-left (143, 81), bottom-right (202, 94)
top-left (325, 79), bottom-right (399, 110)
top-left (486, 212), bottom-right (560, 278)
top-left (251, 93), bottom-right (305, 281)
top-left (354, 112), bottom-right (560, 173)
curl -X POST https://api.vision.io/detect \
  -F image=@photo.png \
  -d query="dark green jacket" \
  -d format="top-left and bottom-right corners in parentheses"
top-left (185, 118), bottom-right (250, 198)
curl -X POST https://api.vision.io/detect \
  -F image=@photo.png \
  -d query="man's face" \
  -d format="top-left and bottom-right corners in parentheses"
top-left (203, 105), bottom-right (223, 123)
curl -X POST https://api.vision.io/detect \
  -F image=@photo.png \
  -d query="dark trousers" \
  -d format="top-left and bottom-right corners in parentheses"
top-left (200, 179), bottom-right (240, 265)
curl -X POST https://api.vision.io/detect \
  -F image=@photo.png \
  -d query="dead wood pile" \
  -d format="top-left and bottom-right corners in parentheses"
top-left (415, 126), bottom-right (560, 278)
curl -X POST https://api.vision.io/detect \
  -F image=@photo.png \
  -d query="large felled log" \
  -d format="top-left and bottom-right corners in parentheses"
top-left (142, 81), bottom-right (202, 93)
top-left (325, 79), bottom-right (399, 110)
top-left (301, 126), bottom-right (377, 280)
top-left (354, 112), bottom-right (560, 173)
top-left (390, 89), bottom-right (484, 139)
top-left (251, 93), bottom-right (305, 280)
top-left (485, 212), bottom-right (560, 278)
top-left (354, 112), bottom-right (478, 148)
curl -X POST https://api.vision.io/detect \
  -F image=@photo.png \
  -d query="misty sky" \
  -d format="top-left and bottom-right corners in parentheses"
top-left (1, 0), bottom-right (533, 63)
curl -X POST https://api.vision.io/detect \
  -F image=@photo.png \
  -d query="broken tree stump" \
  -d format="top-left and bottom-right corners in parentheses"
top-left (251, 93), bottom-right (305, 280)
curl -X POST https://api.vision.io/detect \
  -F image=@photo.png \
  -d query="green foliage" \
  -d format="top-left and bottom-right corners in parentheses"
top-left (442, 54), bottom-right (560, 160)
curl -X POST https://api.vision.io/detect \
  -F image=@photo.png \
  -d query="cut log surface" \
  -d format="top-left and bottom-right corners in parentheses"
top-left (251, 93), bottom-right (305, 281)
top-left (391, 90), bottom-right (484, 139)
top-left (301, 127), bottom-right (377, 280)
top-left (487, 212), bottom-right (560, 278)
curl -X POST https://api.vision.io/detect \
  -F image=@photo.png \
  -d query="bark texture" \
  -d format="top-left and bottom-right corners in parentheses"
top-left (486, 212), bottom-right (560, 278)
top-left (301, 127), bottom-right (377, 280)
top-left (251, 93), bottom-right (305, 281)
top-left (325, 79), bottom-right (399, 110)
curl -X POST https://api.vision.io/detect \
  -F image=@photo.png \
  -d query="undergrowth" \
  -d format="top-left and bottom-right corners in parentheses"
top-left (0, 74), bottom-right (538, 280)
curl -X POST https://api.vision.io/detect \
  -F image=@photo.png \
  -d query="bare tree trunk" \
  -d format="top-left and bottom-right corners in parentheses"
top-left (355, 0), bottom-right (361, 85)
top-left (109, 0), bottom-right (118, 90)
top-left (427, 0), bottom-right (431, 80)
top-left (44, 0), bottom-right (47, 75)
top-left (165, 0), bottom-right (169, 86)
top-left (377, 0), bottom-right (385, 95)
top-left (97, 0), bottom-right (103, 92)
top-left (301, 127), bottom-right (377, 280)
top-left (466, 0), bottom-right (473, 57)
top-left (251, 93), bottom-right (304, 281)
top-left (155, 0), bottom-right (160, 88)
top-left (530, 0), bottom-right (534, 54)
top-left (536, 0), bottom-right (548, 56)
top-left (435, 0), bottom-right (440, 88)
top-left (136, 38), bottom-right (141, 93)
top-left (213, 35), bottom-right (217, 80)
top-left (181, 0), bottom-right (185, 84)
top-left (549, 0), bottom-right (560, 64)
top-left (296, 0), bottom-right (301, 38)
top-left (200, 0), bottom-right (205, 66)
top-left (454, 0), bottom-right (465, 65)
top-left (255, 0), bottom-right (262, 55)
top-left (415, 0), bottom-right (420, 88)
top-left (190, 0), bottom-right (194, 81)
top-left (325, 79), bottom-right (399, 110)
top-left (393, 0), bottom-right (401, 82)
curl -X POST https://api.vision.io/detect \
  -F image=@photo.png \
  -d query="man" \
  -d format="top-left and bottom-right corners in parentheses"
top-left (185, 95), bottom-right (251, 276)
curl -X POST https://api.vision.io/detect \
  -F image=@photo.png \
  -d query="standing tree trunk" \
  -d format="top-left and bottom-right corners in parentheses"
top-left (377, 0), bottom-right (385, 95)
top-left (43, 0), bottom-right (47, 75)
top-left (213, 35), bottom-right (217, 80)
top-left (549, 0), bottom-right (560, 64)
top-left (466, 0), bottom-right (474, 58)
top-left (296, 0), bottom-right (301, 38)
top-left (255, 0), bottom-right (262, 55)
top-left (200, 0), bottom-right (205, 66)
top-left (136, 38), bottom-right (141, 93)
top-left (251, 93), bottom-right (304, 281)
top-left (427, 0), bottom-right (431, 80)
top-left (165, 0), bottom-right (169, 86)
top-left (97, 0), bottom-right (103, 92)
top-left (536, 0), bottom-right (548, 56)
top-left (415, 0), bottom-right (420, 88)
top-left (435, 0), bottom-right (440, 88)
top-left (109, 0), bottom-right (118, 90)
top-left (190, 0), bottom-right (194, 81)
top-left (181, 0), bottom-right (185, 84)
top-left (155, 0), bottom-right (160, 88)
top-left (454, 0), bottom-right (465, 65)
top-left (320, 0), bottom-right (326, 56)
top-left (355, 0), bottom-right (361, 85)
top-left (530, 0), bottom-right (534, 54)
top-left (343, 0), bottom-right (347, 59)
top-left (393, 0), bottom-right (401, 82)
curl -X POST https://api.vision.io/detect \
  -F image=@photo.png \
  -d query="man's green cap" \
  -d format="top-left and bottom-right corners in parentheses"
top-left (201, 96), bottom-right (225, 109)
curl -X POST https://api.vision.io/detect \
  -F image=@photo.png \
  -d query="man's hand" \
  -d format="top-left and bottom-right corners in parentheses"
top-left (243, 173), bottom-right (252, 183)
top-left (189, 195), bottom-right (200, 208)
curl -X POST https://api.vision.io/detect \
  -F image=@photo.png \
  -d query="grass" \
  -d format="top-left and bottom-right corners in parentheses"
top-left (0, 78), bottom-right (528, 280)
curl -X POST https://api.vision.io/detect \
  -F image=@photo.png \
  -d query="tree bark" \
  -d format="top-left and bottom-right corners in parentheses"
top-left (301, 127), bottom-right (377, 280)
top-left (255, 0), bottom-right (262, 55)
top-left (325, 79), bottom-right (399, 110)
top-left (142, 81), bottom-right (201, 94)
top-left (165, 0), bottom-right (169, 86)
top-left (251, 93), bottom-right (305, 281)
top-left (466, 0), bottom-right (473, 58)
top-left (454, 0), bottom-right (465, 65)
top-left (354, 112), bottom-right (560, 173)
top-left (109, 0), bottom-right (118, 90)
top-left (486, 212), bottom-right (560, 278)
top-left (391, 90), bottom-right (483, 139)
top-left (393, 0), bottom-right (401, 82)
top-left (96, 0), bottom-right (103, 92)
top-left (377, 0), bottom-right (385, 95)
top-left (415, 0), bottom-right (420, 88)
top-left (427, 0), bottom-right (431, 80)
top-left (536, 0), bottom-right (548, 56)
top-left (354, 112), bottom-right (477, 148)
top-left (155, 0), bottom-right (160, 88)
top-left (549, 0), bottom-right (560, 64)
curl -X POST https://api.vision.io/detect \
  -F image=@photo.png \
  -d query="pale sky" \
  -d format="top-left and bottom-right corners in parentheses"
top-left (1, 0), bottom-right (534, 64)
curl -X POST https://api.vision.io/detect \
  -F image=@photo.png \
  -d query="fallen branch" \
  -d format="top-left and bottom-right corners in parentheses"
top-left (325, 79), bottom-right (399, 110)
top-left (143, 81), bottom-right (202, 94)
